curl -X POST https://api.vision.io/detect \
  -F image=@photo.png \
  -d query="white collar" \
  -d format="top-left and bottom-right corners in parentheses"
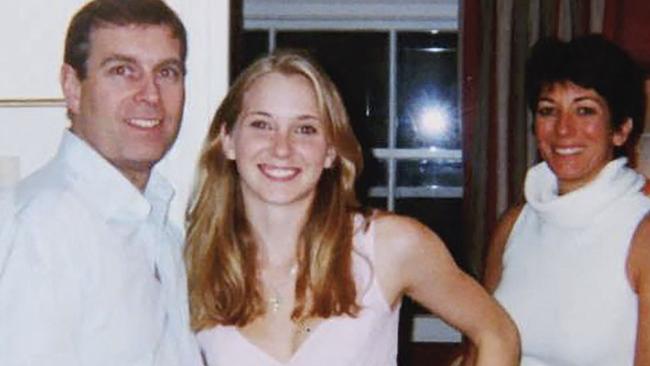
top-left (524, 157), bottom-right (645, 228)
top-left (56, 130), bottom-right (174, 225)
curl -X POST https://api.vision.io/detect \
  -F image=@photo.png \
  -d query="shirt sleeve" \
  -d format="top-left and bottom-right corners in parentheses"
top-left (0, 188), bottom-right (15, 272)
top-left (0, 205), bottom-right (84, 366)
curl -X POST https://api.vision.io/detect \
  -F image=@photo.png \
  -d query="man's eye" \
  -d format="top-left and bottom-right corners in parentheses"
top-left (159, 67), bottom-right (180, 80)
top-left (110, 65), bottom-right (130, 76)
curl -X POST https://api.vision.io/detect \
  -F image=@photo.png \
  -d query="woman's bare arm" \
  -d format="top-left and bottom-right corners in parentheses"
top-left (626, 213), bottom-right (650, 366)
top-left (482, 205), bottom-right (523, 292)
top-left (373, 214), bottom-right (520, 366)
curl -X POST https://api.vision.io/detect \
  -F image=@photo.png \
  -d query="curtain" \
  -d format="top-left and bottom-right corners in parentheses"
top-left (459, 0), bottom-right (606, 276)
top-left (602, 0), bottom-right (650, 71)
top-left (601, 0), bottom-right (650, 176)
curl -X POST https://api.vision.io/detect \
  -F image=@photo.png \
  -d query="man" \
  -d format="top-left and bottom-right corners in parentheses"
top-left (0, 1), bottom-right (202, 365)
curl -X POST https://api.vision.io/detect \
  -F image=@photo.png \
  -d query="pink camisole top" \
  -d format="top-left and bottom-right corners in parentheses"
top-left (196, 215), bottom-right (401, 366)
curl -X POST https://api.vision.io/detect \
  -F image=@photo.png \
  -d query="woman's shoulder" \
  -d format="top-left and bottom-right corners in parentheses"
top-left (643, 178), bottom-right (650, 196)
top-left (365, 211), bottom-right (445, 267)
top-left (626, 212), bottom-right (650, 293)
top-left (492, 204), bottom-right (526, 246)
top-left (483, 204), bottom-right (525, 291)
top-left (369, 211), bottom-right (439, 243)
top-left (364, 211), bottom-right (452, 305)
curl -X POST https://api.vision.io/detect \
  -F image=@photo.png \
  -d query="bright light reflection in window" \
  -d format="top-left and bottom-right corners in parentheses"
top-left (417, 105), bottom-right (449, 139)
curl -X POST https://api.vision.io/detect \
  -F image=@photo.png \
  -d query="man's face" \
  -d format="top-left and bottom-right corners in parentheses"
top-left (61, 24), bottom-right (185, 190)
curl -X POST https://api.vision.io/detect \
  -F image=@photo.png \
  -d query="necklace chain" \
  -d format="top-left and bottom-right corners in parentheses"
top-left (263, 263), bottom-right (313, 335)
top-left (296, 318), bottom-right (312, 334)
top-left (266, 264), bottom-right (298, 313)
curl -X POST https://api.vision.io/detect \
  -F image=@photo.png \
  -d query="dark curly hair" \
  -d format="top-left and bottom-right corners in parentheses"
top-left (525, 34), bottom-right (646, 163)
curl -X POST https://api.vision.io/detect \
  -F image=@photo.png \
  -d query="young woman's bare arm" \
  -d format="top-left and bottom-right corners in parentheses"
top-left (373, 214), bottom-right (520, 366)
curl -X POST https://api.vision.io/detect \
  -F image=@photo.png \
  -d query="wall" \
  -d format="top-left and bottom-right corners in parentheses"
top-left (0, 0), bottom-right (230, 226)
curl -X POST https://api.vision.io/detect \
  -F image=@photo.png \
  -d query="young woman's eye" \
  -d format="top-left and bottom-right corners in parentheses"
top-left (296, 124), bottom-right (318, 135)
top-left (250, 120), bottom-right (272, 130)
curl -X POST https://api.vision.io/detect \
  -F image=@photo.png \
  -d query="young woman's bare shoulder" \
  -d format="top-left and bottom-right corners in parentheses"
top-left (370, 212), bottom-right (450, 304)
top-left (371, 212), bottom-right (446, 263)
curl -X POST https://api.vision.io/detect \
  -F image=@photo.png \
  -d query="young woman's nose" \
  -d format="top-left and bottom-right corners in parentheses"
top-left (271, 130), bottom-right (292, 157)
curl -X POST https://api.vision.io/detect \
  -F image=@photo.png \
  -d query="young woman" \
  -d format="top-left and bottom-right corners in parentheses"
top-left (484, 35), bottom-right (650, 365)
top-left (186, 51), bottom-right (519, 366)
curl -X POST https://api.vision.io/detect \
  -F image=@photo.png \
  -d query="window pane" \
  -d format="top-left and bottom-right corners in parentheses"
top-left (276, 32), bottom-right (389, 147)
top-left (396, 159), bottom-right (462, 187)
top-left (365, 197), bottom-right (388, 211)
top-left (397, 32), bottom-right (459, 149)
top-left (394, 198), bottom-right (463, 264)
top-left (359, 156), bottom-right (387, 202)
top-left (242, 31), bottom-right (268, 69)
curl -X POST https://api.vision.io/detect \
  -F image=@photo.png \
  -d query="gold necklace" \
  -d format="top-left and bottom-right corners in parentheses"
top-left (296, 317), bottom-right (312, 334)
top-left (266, 264), bottom-right (298, 313)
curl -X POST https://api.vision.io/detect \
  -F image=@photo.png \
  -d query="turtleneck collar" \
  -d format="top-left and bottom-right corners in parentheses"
top-left (524, 157), bottom-right (645, 228)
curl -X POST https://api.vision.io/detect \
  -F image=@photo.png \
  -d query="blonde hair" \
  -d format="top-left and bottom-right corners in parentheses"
top-left (185, 50), bottom-right (365, 330)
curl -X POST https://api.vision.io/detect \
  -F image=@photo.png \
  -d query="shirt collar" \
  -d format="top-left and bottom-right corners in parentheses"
top-left (56, 130), bottom-right (175, 225)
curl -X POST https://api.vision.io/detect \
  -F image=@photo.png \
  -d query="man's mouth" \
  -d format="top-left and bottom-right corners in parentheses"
top-left (127, 118), bottom-right (161, 129)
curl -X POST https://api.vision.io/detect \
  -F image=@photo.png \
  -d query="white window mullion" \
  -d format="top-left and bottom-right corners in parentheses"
top-left (387, 29), bottom-right (398, 212)
top-left (372, 148), bottom-right (462, 160)
top-left (268, 28), bottom-right (276, 52)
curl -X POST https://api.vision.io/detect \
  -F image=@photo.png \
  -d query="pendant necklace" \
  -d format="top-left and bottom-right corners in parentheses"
top-left (267, 264), bottom-right (298, 313)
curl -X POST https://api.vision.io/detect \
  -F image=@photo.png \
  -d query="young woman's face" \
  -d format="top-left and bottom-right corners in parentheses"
top-left (534, 82), bottom-right (631, 194)
top-left (223, 72), bottom-right (336, 208)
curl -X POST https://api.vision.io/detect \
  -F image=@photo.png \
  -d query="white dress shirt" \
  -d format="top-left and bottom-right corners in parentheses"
top-left (0, 131), bottom-right (202, 366)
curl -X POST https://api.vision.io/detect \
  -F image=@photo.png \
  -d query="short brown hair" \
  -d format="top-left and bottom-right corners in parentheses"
top-left (64, 0), bottom-right (187, 79)
top-left (526, 35), bottom-right (645, 163)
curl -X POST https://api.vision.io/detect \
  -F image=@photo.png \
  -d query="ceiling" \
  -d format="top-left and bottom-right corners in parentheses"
top-left (243, 0), bottom-right (459, 30)
top-left (246, 0), bottom-right (451, 4)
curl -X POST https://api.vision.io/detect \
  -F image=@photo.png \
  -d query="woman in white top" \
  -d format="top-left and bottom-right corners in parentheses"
top-left (185, 50), bottom-right (519, 365)
top-left (483, 35), bottom-right (650, 365)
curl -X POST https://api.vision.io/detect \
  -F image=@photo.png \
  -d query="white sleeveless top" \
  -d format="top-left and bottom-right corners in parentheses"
top-left (495, 158), bottom-right (650, 365)
top-left (197, 215), bottom-right (401, 366)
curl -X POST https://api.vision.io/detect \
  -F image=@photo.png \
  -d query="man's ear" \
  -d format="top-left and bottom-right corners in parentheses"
top-left (60, 64), bottom-right (82, 115)
top-left (221, 125), bottom-right (236, 160)
top-left (613, 118), bottom-right (633, 147)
